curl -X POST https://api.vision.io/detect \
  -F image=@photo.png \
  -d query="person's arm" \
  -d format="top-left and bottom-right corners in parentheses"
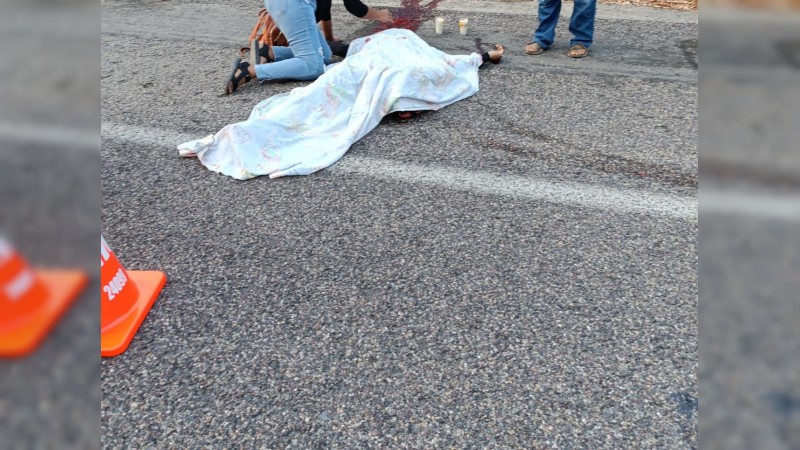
top-left (319, 20), bottom-right (335, 41)
top-left (316, 0), bottom-right (333, 23)
top-left (315, 0), bottom-right (336, 41)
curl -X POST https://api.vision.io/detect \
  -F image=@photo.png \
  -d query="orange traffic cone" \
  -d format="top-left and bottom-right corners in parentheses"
top-left (101, 236), bottom-right (166, 357)
top-left (0, 236), bottom-right (87, 357)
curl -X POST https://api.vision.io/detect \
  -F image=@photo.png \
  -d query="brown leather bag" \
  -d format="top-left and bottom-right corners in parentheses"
top-left (240, 8), bottom-right (288, 58)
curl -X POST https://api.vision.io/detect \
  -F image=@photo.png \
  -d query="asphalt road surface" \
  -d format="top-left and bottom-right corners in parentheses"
top-left (1, 5), bottom-right (99, 449)
top-left (100, 0), bottom-right (698, 447)
top-left (700, 10), bottom-right (800, 450)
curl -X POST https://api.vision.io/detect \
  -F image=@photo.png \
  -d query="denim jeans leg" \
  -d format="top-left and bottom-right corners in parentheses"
top-left (569, 0), bottom-right (596, 48)
top-left (256, 0), bottom-right (327, 81)
top-left (318, 27), bottom-right (332, 64)
top-left (271, 29), bottom-right (332, 62)
top-left (271, 46), bottom-right (295, 62)
top-left (534, 0), bottom-right (561, 48)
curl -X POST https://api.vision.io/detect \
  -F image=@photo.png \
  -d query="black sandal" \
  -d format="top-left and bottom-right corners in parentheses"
top-left (248, 39), bottom-right (274, 66)
top-left (225, 57), bottom-right (252, 95)
top-left (258, 41), bottom-right (274, 63)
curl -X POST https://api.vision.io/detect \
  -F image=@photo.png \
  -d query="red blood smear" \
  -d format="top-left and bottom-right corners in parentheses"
top-left (373, 0), bottom-right (446, 33)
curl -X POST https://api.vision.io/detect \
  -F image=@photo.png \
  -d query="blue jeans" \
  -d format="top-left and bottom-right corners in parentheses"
top-left (256, 0), bottom-right (332, 81)
top-left (533, 0), bottom-right (596, 49)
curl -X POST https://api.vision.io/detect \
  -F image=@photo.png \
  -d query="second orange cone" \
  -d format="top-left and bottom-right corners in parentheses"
top-left (0, 236), bottom-right (87, 357)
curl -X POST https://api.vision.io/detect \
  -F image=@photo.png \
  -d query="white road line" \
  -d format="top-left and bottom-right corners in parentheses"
top-left (0, 122), bottom-right (100, 151)
top-left (701, 189), bottom-right (800, 223)
top-left (102, 121), bottom-right (698, 220)
top-left (335, 157), bottom-right (697, 220)
top-left (101, 121), bottom-right (800, 223)
top-left (102, 121), bottom-right (184, 148)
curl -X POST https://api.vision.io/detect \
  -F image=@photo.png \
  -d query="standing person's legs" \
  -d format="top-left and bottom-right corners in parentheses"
top-left (256, 0), bottom-right (331, 81)
top-left (534, 0), bottom-right (561, 49)
top-left (567, 0), bottom-right (596, 56)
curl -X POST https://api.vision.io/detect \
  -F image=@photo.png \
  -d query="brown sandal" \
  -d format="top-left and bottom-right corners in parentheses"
top-left (524, 42), bottom-right (544, 55)
top-left (567, 44), bottom-right (589, 58)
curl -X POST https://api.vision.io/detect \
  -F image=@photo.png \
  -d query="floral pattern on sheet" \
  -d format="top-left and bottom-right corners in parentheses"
top-left (177, 29), bottom-right (483, 180)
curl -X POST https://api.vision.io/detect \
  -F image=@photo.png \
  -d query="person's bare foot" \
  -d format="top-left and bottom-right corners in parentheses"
top-left (396, 111), bottom-right (423, 120)
top-left (488, 44), bottom-right (505, 63)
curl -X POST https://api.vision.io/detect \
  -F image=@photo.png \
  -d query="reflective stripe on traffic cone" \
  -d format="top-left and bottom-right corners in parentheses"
top-left (100, 236), bottom-right (166, 357)
top-left (0, 236), bottom-right (87, 357)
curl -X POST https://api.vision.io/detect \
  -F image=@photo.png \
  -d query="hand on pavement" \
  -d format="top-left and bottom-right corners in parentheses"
top-left (371, 8), bottom-right (394, 23)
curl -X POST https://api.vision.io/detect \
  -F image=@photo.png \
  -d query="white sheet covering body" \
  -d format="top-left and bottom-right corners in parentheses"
top-left (177, 29), bottom-right (483, 179)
